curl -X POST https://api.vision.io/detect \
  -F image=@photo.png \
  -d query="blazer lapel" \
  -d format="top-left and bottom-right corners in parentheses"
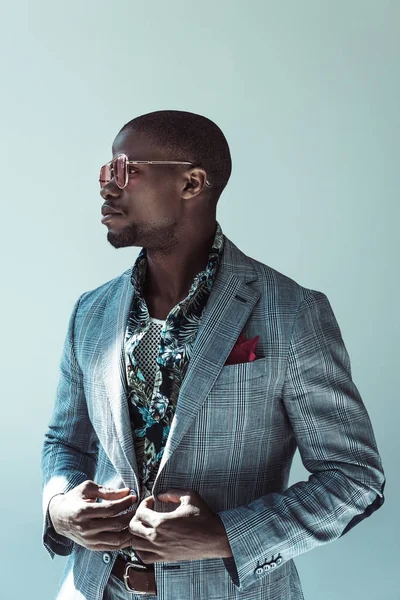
top-left (153, 237), bottom-right (260, 488)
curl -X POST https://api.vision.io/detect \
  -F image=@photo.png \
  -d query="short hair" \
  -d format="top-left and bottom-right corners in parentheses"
top-left (117, 110), bottom-right (232, 203)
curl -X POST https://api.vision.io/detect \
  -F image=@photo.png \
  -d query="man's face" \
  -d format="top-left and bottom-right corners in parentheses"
top-left (100, 129), bottom-right (187, 251)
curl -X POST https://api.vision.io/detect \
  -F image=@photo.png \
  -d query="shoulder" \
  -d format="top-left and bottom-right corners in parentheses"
top-left (76, 267), bottom-right (131, 310)
top-left (233, 239), bottom-right (323, 311)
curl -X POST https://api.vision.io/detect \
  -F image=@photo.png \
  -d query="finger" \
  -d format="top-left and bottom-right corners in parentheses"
top-left (128, 519), bottom-right (155, 540)
top-left (125, 532), bottom-right (157, 552)
top-left (157, 489), bottom-right (193, 504)
top-left (85, 511), bottom-right (134, 536)
top-left (80, 481), bottom-right (133, 501)
top-left (79, 494), bottom-right (136, 518)
top-left (135, 497), bottom-right (165, 527)
top-left (81, 529), bottom-right (136, 551)
top-left (136, 495), bottom-right (155, 516)
top-left (141, 495), bottom-right (155, 510)
top-left (97, 487), bottom-right (134, 499)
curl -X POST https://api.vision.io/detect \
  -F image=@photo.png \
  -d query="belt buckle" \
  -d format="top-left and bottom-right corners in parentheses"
top-left (123, 561), bottom-right (153, 596)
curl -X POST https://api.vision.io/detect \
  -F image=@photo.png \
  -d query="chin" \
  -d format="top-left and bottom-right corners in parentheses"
top-left (107, 229), bottom-right (139, 249)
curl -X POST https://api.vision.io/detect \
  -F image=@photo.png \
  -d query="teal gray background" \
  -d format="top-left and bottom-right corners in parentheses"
top-left (1, 1), bottom-right (398, 598)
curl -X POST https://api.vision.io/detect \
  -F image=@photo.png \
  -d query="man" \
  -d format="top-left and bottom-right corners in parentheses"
top-left (41, 109), bottom-right (385, 600)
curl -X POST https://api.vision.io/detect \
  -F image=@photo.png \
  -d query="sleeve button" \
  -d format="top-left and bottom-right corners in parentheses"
top-left (263, 564), bottom-right (271, 572)
top-left (255, 567), bottom-right (264, 576)
top-left (102, 552), bottom-right (111, 564)
top-left (276, 557), bottom-right (283, 565)
top-left (270, 562), bottom-right (277, 568)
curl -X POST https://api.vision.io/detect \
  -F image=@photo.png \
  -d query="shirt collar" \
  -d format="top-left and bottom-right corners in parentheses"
top-left (130, 220), bottom-right (224, 299)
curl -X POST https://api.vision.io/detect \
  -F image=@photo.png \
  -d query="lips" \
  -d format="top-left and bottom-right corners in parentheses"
top-left (101, 213), bottom-right (123, 224)
top-left (101, 204), bottom-right (122, 216)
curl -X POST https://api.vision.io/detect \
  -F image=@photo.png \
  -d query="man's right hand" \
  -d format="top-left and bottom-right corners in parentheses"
top-left (48, 480), bottom-right (137, 551)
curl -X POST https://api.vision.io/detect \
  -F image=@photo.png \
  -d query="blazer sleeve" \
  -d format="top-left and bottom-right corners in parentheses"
top-left (41, 293), bottom-right (99, 559)
top-left (217, 290), bottom-right (386, 590)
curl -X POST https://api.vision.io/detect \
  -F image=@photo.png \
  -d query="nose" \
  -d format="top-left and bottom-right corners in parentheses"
top-left (100, 182), bottom-right (121, 200)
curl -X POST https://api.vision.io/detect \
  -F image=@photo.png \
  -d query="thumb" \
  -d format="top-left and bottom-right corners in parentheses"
top-left (157, 488), bottom-right (194, 505)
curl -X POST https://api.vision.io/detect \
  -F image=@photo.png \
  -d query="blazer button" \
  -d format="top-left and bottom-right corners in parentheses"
top-left (255, 567), bottom-right (264, 576)
top-left (102, 552), bottom-right (111, 564)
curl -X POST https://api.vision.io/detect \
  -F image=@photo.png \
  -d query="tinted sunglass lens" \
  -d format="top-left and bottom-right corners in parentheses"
top-left (114, 154), bottom-right (127, 188)
top-left (99, 164), bottom-right (111, 187)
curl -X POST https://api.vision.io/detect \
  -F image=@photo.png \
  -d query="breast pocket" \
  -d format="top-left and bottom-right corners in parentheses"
top-left (213, 357), bottom-right (269, 387)
top-left (203, 357), bottom-right (279, 436)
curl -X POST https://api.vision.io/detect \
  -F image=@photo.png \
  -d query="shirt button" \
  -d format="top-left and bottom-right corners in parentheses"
top-left (154, 414), bottom-right (160, 421)
top-left (102, 552), bottom-right (111, 564)
top-left (255, 567), bottom-right (264, 576)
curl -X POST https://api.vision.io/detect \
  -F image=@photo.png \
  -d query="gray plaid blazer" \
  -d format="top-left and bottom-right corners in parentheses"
top-left (41, 233), bottom-right (386, 600)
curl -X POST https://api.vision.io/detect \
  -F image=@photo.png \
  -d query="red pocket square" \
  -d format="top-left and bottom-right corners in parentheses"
top-left (224, 333), bottom-right (260, 366)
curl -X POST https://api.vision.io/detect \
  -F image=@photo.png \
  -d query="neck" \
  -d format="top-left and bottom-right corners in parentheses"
top-left (143, 219), bottom-right (217, 306)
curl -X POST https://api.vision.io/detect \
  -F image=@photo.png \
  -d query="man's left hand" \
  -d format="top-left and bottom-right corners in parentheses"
top-left (124, 489), bottom-right (233, 563)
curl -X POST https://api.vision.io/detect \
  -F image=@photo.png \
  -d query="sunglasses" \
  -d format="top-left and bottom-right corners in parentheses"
top-left (99, 152), bottom-right (213, 190)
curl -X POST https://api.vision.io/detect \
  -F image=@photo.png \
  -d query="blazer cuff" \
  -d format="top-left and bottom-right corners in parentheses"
top-left (217, 504), bottom-right (288, 591)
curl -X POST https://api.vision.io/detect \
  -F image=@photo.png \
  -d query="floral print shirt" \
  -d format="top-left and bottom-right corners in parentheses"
top-left (119, 220), bottom-right (224, 562)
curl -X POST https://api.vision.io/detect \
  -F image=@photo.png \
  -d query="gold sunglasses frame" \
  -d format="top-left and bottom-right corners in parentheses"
top-left (99, 153), bottom-right (213, 189)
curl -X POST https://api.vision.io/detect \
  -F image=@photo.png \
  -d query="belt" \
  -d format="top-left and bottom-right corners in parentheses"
top-left (111, 555), bottom-right (157, 596)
